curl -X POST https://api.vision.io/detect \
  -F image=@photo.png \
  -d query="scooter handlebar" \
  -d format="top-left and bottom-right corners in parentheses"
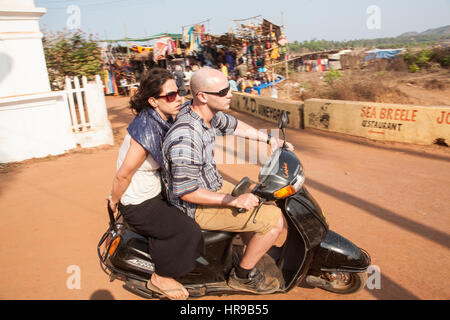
top-left (106, 200), bottom-right (117, 231)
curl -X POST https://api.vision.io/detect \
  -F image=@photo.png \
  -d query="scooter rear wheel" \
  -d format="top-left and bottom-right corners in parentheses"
top-left (317, 271), bottom-right (367, 294)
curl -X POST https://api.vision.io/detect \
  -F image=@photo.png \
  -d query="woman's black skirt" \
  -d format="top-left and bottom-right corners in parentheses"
top-left (118, 195), bottom-right (204, 278)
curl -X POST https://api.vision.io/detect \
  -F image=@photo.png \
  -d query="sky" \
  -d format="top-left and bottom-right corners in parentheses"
top-left (34, 0), bottom-right (450, 42)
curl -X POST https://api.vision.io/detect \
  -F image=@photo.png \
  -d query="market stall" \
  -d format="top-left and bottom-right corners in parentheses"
top-left (96, 17), bottom-right (289, 96)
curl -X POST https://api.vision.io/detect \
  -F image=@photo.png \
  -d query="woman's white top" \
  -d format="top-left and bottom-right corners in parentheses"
top-left (117, 134), bottom-right (161, 205)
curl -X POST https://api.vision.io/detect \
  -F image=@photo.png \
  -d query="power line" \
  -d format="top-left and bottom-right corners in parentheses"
top-left (181, 19), bottom-right (211, 29)
top-left (232, 15), bottom-right (262, 22)
top-left (36, 1), bottom-right (77, 3)
top-left (37, 0), bottom-right (141, 9)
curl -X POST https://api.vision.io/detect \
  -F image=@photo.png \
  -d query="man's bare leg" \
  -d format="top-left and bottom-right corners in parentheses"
top-left (239, 214), bottom-right (286, 270)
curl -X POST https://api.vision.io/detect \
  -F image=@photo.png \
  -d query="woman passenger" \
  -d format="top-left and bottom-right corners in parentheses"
top-left (108, 68), bottom-right (203, 300)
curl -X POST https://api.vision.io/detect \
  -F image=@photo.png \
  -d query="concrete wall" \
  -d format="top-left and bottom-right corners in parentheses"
top-left (73, 80), bottom-right (114, 148)
top-left (304, 98), bottom-right (450, 145)
top-left (230, 92), bottom-right (303, 129)
top-left (0, 79), bottom-right (114, 163)
top-left (0, 92), bottom-right (77, 163)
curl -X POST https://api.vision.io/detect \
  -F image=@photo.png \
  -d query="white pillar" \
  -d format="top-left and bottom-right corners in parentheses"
top-left (0, 0), bottom-right (50, 97)
top-left (0, 1), bottom-right (78, 163)
top-left (0, 1), bottom-right (114, 163)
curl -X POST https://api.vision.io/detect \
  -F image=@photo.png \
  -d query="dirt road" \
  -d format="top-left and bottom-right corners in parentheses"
top-left (0, 96), bottom-right (449, 300)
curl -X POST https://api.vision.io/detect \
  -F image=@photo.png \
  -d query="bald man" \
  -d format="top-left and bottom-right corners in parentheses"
top-left (162, 67), bottom-right (291, 295)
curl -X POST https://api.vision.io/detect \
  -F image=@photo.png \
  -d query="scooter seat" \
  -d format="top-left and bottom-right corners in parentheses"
top-left (123, 220), bottom-right (235, 245)
top-left (201, 230), bottom-right (236, 245)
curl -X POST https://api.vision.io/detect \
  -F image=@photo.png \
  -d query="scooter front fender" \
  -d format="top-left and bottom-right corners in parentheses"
top-left (310, 230), bottom-right (371, 273)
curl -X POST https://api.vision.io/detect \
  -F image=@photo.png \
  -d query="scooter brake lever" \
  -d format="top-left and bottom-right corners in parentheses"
top-left (253, 200), bottom-right (265, 224)
top-left (236, 195), bottom-right (262, 214)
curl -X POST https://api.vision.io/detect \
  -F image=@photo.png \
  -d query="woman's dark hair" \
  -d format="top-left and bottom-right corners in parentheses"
top-left (129, 67), bottom-right (174, 114)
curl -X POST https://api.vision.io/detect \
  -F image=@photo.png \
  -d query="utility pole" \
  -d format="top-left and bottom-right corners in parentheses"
top-left (124, 23), bottom-right (130, 55)
top-left (281, 11), bottom-right (289, 80)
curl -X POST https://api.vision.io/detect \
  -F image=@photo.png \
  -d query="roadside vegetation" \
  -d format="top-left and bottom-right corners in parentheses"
top-left (42, 30), bottom-right (103, 90)
top-left (288, 25), bottom-right (450, 53)
top-left (269, 46), bottom-right (450, 106)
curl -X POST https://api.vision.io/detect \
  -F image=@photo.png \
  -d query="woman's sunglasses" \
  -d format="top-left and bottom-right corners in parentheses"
top-left (156, 89), bottom-right (183, 102)
top-left (199, 85), bottom-right (230, 97)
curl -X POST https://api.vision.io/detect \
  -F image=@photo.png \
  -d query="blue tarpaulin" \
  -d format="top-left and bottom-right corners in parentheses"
top-left (253, 76), bottom-right (285, 95)
top-left (364, 49), bottom-right (404, 61)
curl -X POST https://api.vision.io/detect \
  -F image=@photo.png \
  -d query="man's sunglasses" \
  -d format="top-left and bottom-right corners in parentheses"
top-left (156, 89), bottom-right (184, 102)
top-left (199, 85), bottom-right (230, 97)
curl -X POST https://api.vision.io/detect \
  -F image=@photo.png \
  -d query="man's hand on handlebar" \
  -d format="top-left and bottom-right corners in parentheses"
top-left (231, 193), bottom-right (260, 211)
top-left (270, 137), bottom-right (294, 152)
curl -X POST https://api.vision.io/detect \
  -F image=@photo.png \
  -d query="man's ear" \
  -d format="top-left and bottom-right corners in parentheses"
top-left (196, 92), bottom-right (208, 104)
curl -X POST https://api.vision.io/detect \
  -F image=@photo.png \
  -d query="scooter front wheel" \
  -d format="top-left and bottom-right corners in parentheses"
top-left (306, 271), bottom-right (367, 294)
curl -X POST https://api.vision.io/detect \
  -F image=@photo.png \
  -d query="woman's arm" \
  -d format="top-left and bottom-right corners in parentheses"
top-left (109, 137), bottom-right (148, 211)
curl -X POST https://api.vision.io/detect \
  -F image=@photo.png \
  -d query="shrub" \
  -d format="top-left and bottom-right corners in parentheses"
top-left (402, 47), bottom-right (450, 72)
top-left (324, 69), bottom-right (341, 84)
top-left (42, 30), bottom-right (103, 90)
top-left (416, 49), bottom-right (434, 66)
top-left (409, 63), bottom-right (420, 73)
top-left (441, 55), bottom-right (450, 67)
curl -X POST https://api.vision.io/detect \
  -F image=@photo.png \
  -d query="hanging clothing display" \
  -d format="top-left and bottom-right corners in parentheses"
top-left (299, 58), bottom-right (330, 72)
top-left (271, 44), bottom-right (280, 60)
top-left (154, 37), bottom-right (170, 62)
top-left (189, 27), bottom-right (195, 52)
top-left (278, 33), bottom-right (288, 46)
top-left (103, 67), bottom-right (118, 95)
top-left (183, 27), bottom-right (191, 43)
top-left (128, 43), bottom-right (152, 54)
top-left (98, 17), bottom-right (290, 98)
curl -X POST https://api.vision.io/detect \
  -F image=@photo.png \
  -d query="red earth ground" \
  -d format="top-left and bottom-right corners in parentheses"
top-left (0, 95), bottom-right (449, 300)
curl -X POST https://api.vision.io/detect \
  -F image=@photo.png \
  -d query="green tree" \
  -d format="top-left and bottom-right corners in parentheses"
top-left (42, 30), bottom-right (103, 90)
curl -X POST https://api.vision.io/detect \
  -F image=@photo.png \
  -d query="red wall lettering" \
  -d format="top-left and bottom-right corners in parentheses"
top-left (436, 111), bottom-right (450, 125)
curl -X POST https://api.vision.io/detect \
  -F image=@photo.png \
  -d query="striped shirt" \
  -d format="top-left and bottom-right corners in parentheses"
top-left (162, 100), bottom-right (238, 219)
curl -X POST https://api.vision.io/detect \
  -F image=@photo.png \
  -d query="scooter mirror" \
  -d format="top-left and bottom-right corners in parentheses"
top-left (278, 111), bottom-right (288, 148)
top-left (278, 110), bottom-right (288, 129)
top-left (231, 177), bottom-right (252, 197)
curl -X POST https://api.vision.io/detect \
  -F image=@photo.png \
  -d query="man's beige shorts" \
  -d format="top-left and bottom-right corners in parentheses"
top-left (194, 180), bottom-right (282, 235)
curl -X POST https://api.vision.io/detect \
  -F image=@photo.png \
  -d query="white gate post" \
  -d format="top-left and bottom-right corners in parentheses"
top-left (84, 77), bottom-right (108, 130)
top-left (81, 76), bottom-right (114, 147)
top-left (73, 76), bottom-right (88, 131)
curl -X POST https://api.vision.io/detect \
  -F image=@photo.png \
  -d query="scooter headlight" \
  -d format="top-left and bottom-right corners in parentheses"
top-left (274, 185), bottom-right (296, 198)
top-left (273, 172), bottom-right (305, 199)
top-left (291, 173), bottom-right (305, 191)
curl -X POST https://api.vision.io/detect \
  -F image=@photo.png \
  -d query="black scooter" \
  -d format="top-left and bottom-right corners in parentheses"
top-left (97, 111), bottom-right (371, 298)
